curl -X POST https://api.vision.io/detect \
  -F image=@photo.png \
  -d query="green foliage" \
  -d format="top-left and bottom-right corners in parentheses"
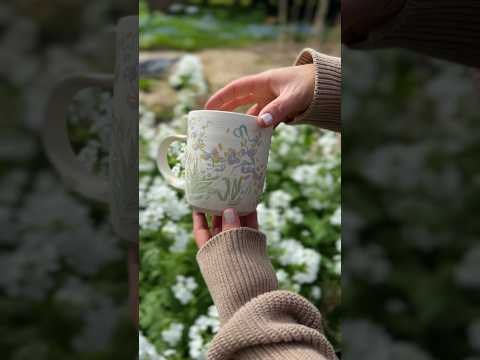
top-left (140, 13), bottom-right (278, 51)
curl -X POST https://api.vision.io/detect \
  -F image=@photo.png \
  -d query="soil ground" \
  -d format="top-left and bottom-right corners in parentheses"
top-left (140, 39), bottom-right (340, 112)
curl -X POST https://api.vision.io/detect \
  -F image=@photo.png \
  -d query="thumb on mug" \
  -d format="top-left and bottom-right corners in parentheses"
top-left (222, 208), bottom-right (241, 231)
top-left (257, 95), bottom-right (297, 128)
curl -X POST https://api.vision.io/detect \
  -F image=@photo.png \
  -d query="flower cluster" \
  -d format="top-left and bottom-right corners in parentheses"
top-left (188, 306), bottom-right (220, 360)
top-left (162, 322), bottom-right (185, 347)
top-left (171, 275), bottom-right (198, 305)
top-left (140, 331), bottom-right (176, 360)
top-left (169, 55), bottom-right (207, 117)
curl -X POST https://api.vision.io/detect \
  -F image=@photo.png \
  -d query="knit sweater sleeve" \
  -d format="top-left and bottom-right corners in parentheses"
top-left (288, 49), bottom-right (341, 132)
top-left (347, 0), bottom-right (480, 67)
top-left (196, 228), bottom-right (338, 360)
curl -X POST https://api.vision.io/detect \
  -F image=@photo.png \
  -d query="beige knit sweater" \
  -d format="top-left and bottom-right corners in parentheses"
top-left (197, 228), bottom-right (338, 360)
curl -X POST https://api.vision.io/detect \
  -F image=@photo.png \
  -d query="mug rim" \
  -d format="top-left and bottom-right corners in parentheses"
top-left (189, 110), bottom-right (258, 121)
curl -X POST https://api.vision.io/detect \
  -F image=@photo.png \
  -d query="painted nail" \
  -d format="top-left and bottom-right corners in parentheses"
top-left (223, 208), bottom-right (236, 224)
top-left (260, 113), bottom-right (273, 126)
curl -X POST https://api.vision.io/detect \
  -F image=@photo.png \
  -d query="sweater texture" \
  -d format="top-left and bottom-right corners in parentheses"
top-left (197, 228), bottom-right (338, 360)
top-left (291, 49), bottom-right (341, 132)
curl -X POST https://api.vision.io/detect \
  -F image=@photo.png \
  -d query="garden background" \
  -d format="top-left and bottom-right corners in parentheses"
top-left (138, 1), bottom-right (342, 359)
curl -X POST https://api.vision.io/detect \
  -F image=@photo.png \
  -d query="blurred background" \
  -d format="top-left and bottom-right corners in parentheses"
top-left (0, 1), bottom-right (137, 359)
top-left (342, 47), bottom-right (480, 359)
top-left (139, 1), bottom-right (341, 359)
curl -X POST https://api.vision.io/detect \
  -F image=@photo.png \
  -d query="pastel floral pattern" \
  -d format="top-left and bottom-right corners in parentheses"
top-left (185, 117), bottom-right (270, 209)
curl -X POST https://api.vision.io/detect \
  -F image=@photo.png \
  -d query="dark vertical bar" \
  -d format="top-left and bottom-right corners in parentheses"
top-left (342, 1), bottom-right (480, 358)
top-left (0, 0), bottom-right (139, 358)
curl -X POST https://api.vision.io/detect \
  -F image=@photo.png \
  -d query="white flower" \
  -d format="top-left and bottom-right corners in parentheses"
top-left (139, 331), bottom-right (164, 360)
top-left (291, 164), bottom-right (320, 185)
top-left (257, 203), bottom-right (286, 231)
top-left (162, 322), bottom-right (184, 347)
top-left (185, 5), bottom-right (199, 14)
top-left (276, 123), bottom-right (299, 144)
top-left (292, 248), bottom-right (321, 284)
top-left (162, 221), bottom-right (190, 253)
top-left (169, 55), bottom-right (207, 95)
top-left (330, 207), bottom-right (341, 226)
top-left (276, 269), bottom-right (289, 284)
top-left (278, 239), bottom-right (304, 266)
top-left (171, 275), bottom-right (198, 305)
top-left (277, 239), bottom-right (321, 284)
top-left (278, 142), bottom-right (290, 156)
top-left (333, 254), bottom-right (341, 275)
top-left (188, 306), bottom-right (220, 360)
top-left (140, 176), bottom-right (189, 231)
top-left (311, 286), bottom-right (322, 300)
top-left (317, 131), bottom-right (339, 156)
top-left (285, 207), bottom-right (304, 224)
top-left (163, 349), bottom-right (176, 358)
top-left (269, 190), bottom-right (292, 209)
top-left (208, 305), bottom-right (219, 319)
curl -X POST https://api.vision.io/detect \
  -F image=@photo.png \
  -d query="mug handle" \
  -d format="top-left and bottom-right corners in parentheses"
top-left (157, 134), bottom-right (187, 190)
top-left (42, 73), bottom-right (114, 203)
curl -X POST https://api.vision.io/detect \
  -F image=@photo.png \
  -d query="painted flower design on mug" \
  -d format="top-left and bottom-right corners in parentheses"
top-left (186, 118), bottom-right (269, 207)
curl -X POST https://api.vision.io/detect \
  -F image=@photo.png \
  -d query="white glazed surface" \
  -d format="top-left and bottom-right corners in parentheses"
top-left (184, 110), bottom-right (272, 215)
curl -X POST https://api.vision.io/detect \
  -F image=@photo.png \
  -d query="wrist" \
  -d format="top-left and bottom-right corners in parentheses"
top-left (196, 227), bottom-right (278, 324)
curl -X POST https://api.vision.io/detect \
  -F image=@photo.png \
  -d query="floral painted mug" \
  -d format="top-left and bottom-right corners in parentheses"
top-left (158, 110), bottom-right (273, 215)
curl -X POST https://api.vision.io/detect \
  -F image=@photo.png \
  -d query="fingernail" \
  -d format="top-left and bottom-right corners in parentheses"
top-left (223, 208), bottom-right (236, 224)
top-left (260, 113), bottom-right (273, 126)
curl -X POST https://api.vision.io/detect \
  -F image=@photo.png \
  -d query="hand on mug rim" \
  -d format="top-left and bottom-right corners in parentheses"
top-left (192, 208), bottom-right (258, 248)
top-left (204, 64), bottom-right (315, 129)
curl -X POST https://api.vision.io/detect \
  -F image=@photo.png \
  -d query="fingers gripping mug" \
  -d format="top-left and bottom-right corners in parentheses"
top-left (158, 110), bottom-right (273, 216)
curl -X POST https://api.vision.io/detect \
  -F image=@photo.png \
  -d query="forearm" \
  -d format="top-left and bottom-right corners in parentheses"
top-left (290, 49), bottom-right (341, 132)
top-left (346, 0), bottom-right (480, 67)
top-left (196, 228), bottom-right (337, 360)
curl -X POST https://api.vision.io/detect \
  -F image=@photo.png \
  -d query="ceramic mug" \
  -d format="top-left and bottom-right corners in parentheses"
top-left (158, 110), bottom-right (273, 215)
top-left (42, 16), bottom-right (138, 242)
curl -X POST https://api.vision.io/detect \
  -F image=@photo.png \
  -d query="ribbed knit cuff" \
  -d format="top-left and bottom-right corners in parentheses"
top-left (237, 343), bottom-right (329, 360)
top-left (207, 290), bottom-right (338, 360)
top-left (349, 0), bottom-right (480, 67)
top-left (290, 49), bottom-right (341, 132)
top-left (196, 227), bottom-right (278, 324)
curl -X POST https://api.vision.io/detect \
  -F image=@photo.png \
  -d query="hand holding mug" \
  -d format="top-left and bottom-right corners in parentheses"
top-left (157, 110), bottom-right (272, 216)
top-left (192, 209), bottom-right (258, 248)
top-left (205, 64), bottom-right (315, 129)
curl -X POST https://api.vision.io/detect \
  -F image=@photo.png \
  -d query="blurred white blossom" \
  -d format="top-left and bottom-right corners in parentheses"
top-left (140, 332), bottom-right (165, 360)
top-left (172, 275), bottom-right (198, 305)
top-left (188, 306), bottom-right (220, 360)
top-left (162, 322), bottom-right (185, 347)
top-left (269, 190), bottom-right (292, 209)
top-left (330, 207), bottom-right (341, 226)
